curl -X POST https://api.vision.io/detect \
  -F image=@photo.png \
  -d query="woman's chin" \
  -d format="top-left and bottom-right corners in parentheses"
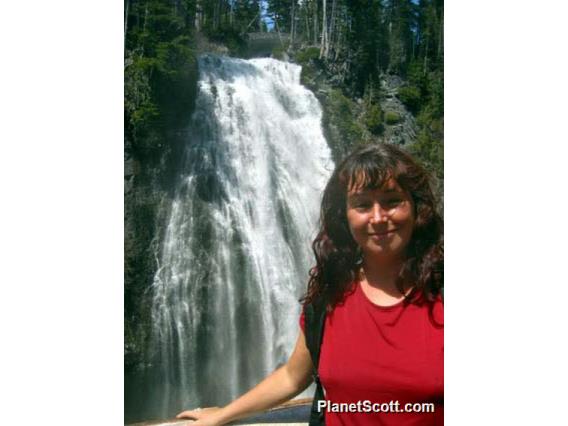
top-left (363, 246), bottom-right (401, 262)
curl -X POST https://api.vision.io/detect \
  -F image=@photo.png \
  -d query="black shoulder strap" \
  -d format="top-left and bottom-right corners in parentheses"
top-left (304, 297), bottom-right (327, 426)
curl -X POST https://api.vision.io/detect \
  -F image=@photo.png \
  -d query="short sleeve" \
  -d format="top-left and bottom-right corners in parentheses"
top-left (299, 308), bottom-right (306, 332)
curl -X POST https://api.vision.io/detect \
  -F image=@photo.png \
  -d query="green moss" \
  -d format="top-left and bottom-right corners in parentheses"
top-left (384, 110), bottom-right (402, 125)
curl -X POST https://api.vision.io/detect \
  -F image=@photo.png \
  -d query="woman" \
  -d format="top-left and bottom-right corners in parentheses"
top-left (177, 143), bottom-right (444, 425)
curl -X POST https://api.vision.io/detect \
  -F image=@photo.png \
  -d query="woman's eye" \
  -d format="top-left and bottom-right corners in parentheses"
top-left (385, 198), bottom-right (403, 207)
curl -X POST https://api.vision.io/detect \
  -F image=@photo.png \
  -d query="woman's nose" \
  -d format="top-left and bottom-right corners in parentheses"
top-left (370, 203), bottom-right (388, 223)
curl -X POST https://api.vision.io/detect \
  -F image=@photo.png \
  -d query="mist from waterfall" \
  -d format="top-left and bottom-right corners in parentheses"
top-left (149, 54), bottom-right (334, 419)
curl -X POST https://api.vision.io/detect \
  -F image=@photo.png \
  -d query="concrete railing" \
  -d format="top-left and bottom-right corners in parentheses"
top-left (244, 32), bottom-right (291, 57)
top-left (127, 398), bottom-right (311, 426)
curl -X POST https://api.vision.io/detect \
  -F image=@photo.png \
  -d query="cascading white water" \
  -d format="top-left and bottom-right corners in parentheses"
top-left (150, 54), bottom-right (334, 418)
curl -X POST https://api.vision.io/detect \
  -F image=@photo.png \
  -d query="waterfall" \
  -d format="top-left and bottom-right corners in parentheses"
top-left (149, 54), bottom-right (334, 418)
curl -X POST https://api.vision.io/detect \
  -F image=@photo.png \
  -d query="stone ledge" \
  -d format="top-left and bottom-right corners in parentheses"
top-left (127, 398), bottom-right (312, 426)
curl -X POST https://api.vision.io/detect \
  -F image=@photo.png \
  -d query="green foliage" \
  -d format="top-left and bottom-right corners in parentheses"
top-left (204, 26), bottom-right (247, 55)
top-left (267, 0), bottom-right (296, 32)
top-left (397, 85), bottom-right (421, 114)
top-left (271, 46), bottom-right (284, 59)
top-left (153, 36), bottom-right (194, 75)
top-left (325, 89), bottom-right (363, 146)
top-left (125, 52), bottom-right (159, 132)
top-left (271, 42), bottom-right (290, 60)
top-left (125, 0), bottom-right (198, 159)
top-left (232, 0), bottom-right (263, 33)
top-left (384, 111), bottom-right (402, 125)
top-left (124, 0), bottom-right (200, 374)
top-left (125, 41), bottom-right (197, 159)
top-left (411, 127), bottom-right (442, 166)
top-left (296, 47), bottom-right (321, 64)
top-left (427, 70), bottom-right (444, 118)
top-left (151, 38), bottom-right (198, 129)
top-left (410, 109), bottom-right (444, 186)
top-left (396, 61), bottom-right (443, 192)
top-left (343, 0), bottom-right (386, 95)
top-left (329, 89), bottom-right (353, 117)
top-left (410, 129), bottom-right (443, 184)
top-left (405, 60), bottom-right (428, 93)
top-left (364, 104), bottom-right (383, 134)
top-left (403, 68), bottom-right (444, 185)
top-left (295, 47), bottom-right (321, 87)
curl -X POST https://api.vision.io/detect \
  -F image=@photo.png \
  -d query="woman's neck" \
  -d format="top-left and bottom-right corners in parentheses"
top-left (360, 257), bottom-right (411, 298)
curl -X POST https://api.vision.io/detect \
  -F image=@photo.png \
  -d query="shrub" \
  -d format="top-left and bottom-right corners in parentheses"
top-left (364, 104), bottom-right (383, 134)
top-left (204, 27), bottom-right (246, 55)
top-left (296, 48), bottom-right (321, 86)
top-left (296, 47), bottom-right (321, 64)
top-left (427, 71), bottom-right (444, 118)
top-left (397, 85), bottom-right (422, 113)
top-left (272, 46), bottom-right (286, 60)
top-left (384, 111), bottom-right (402, 125)
top-left (324, 89), bottom-right (363, 145)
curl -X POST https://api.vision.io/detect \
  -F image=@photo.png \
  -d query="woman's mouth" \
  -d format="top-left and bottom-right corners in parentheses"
top-left (369, 229), bottom-right (397, 236)
top-left (367, 229), bottom-right (397, 241)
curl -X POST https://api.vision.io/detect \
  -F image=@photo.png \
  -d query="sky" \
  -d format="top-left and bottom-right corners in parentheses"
top-left (261, 0), bottom-right (275, 31)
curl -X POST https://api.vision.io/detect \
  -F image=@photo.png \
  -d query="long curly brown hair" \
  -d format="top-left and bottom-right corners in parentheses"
top-left (301, 143), bottom-right (443, 309)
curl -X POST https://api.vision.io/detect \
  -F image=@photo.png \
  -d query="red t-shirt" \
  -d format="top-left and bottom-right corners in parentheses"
top-left (300, 282), bottom-right (444, 425)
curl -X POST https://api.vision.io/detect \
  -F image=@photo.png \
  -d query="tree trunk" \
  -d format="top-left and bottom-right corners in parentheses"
top-left (320, 0), bottom-right (327, 58)
top-left (275, 15), bottom-right (284, 47)
top-left (328, 0), bottom-right (337, 55)
top-left (214, 0), bottom-right (220, 30)
top-left (124, 0), bottom-right (130, 43)
top-left (142, 1), bottom-right (148, 34)
top-left (438, 10), bottom-right (443, 60)
top-left (305, 5), bottom-right (310, 42)
top-left (313, 0), bottom-right (318, 45)
top-left (259, 1), bottom-right (263, 31)
top-left (195, 0), bottom-right (202, 31)
top-left (423, 36), bottom-right (429, 75)
top-left (334, 18), bottom-right (342, 61)
top-left (291, 0), bottom-right (296, 45)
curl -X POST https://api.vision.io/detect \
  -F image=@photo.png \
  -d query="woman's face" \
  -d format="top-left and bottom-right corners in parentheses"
top-left (346, 177), bottom-right (415, 264)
